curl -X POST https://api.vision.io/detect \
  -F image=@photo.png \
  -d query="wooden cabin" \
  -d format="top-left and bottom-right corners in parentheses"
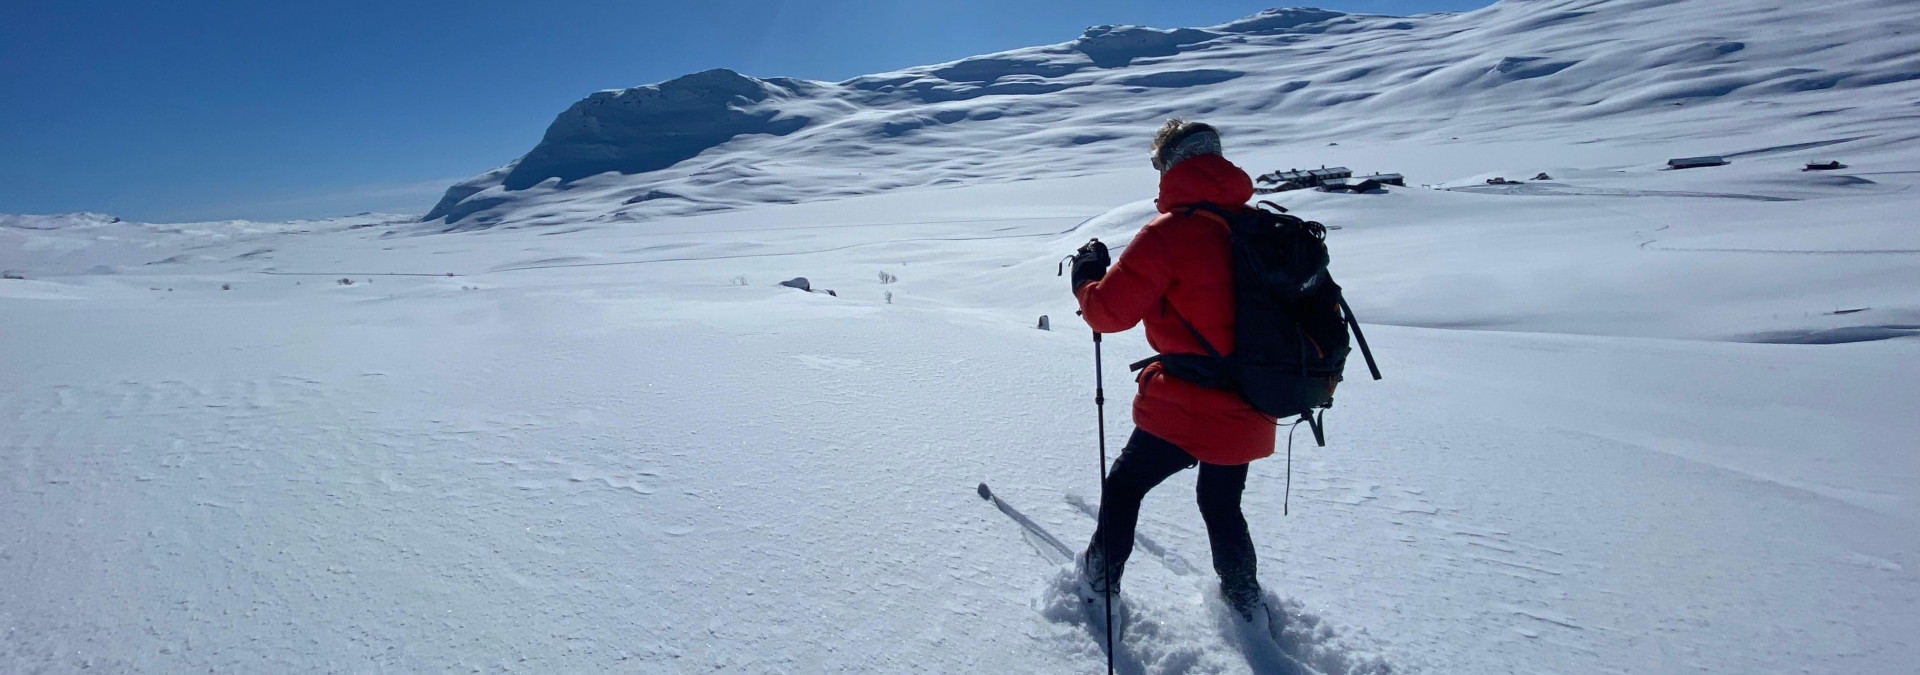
top-left (1258, 166), bottom-right (1354, 189)
top-left (1354, 173), bottom-right (1405, 186)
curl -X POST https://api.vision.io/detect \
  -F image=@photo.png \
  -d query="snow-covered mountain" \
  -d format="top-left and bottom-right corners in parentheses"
top-left (422, 0), bottom-right (1920, 229)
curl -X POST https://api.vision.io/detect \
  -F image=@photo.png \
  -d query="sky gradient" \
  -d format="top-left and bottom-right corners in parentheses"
top-left (0, 0), bottom-right (1494, 222)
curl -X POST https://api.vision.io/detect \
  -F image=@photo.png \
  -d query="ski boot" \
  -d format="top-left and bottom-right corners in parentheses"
top-left (1222, 575), bottom-right (1270, 630)
top-left (1077, 545), bottom-right (1122, 599)
top-left (1076, 546), bottom-right (1128, 640)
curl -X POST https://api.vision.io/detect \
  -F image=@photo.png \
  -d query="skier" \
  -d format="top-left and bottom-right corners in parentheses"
top-left (1068, 119), bottom-right (1273, 622)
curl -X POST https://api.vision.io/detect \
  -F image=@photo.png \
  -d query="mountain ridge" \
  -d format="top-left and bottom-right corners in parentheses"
top-left (421, 0), bottom-right (1920, 230)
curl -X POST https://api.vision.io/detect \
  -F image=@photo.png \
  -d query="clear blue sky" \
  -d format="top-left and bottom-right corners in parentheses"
top-left (0, 0), bottom-right (1492, 222)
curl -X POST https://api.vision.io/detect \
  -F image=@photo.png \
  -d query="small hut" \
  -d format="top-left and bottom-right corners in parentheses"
top-left (1307, 166), bottom-right (1353, 185)
top-left (1354, 173), bottom-right (1405, 187)
top-left (1318, 178), bottom-right (1384, 193)
top-left (1804, 160), bottom-right (1846, 171)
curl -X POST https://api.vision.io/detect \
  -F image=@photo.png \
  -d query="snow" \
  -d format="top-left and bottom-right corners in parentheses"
top-left (5, 0), bottom-right (1920, 672)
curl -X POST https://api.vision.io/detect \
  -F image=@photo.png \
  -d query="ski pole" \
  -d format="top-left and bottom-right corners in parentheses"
top-left (1063, 251), bottom-right (1115, 674)
top-left (1092, 329), bottom-right (1114, 675)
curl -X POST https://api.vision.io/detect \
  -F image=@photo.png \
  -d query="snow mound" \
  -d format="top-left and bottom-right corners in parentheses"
top-left (1071, 25), bottom-right (1220, 68)
top-left (1212, 8), bottom-right (1352, 34)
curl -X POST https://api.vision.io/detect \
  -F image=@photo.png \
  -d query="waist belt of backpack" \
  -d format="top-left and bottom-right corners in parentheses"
top-left (1127, 304), bottom-right (1236, 390)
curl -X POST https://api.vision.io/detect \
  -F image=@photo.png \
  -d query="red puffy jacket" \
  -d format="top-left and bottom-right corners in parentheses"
top-left (1075, 153), bottom-right (1276, 465)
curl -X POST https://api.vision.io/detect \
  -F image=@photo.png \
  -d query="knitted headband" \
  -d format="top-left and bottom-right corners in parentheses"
top-left (1152, 122), bottom-right (1222, 173)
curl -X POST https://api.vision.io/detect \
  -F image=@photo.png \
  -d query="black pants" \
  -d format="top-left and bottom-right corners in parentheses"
top-left (1087, 429), bottom-right (1257, 596)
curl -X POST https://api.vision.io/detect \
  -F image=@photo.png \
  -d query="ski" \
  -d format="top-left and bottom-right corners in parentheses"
top-left (976, 482), bottom-right (1128, 659)
top-left (976, 482), bottom-right (1075, 562)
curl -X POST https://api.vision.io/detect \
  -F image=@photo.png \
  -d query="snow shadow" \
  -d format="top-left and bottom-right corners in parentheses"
top-left (1743, 325), bottom-right (1920, 344)
top-left (1118, 69), bottom-right (1247, 88)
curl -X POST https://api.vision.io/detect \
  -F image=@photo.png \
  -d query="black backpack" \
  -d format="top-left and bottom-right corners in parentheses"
top-left (1129, 200), bottom-right (1380, 446)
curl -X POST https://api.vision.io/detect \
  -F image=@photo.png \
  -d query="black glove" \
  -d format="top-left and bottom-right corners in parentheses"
top-left (1070, 238), bottom-right (1110, 290)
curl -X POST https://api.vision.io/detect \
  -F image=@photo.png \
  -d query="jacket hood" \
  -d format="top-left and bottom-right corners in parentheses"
top-left (1155, 153), bottom-right (1254, 213)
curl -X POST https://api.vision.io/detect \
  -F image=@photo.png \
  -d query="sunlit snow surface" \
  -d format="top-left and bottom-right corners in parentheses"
top-left (5, 0), bottom-right (1920, 672)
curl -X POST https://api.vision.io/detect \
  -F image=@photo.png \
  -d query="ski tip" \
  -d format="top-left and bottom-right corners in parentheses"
top-left (976, 483), bottom-right (992, 500)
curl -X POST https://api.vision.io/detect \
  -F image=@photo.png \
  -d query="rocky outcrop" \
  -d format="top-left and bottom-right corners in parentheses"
top-left (500, 69), bottom-right (812, 191)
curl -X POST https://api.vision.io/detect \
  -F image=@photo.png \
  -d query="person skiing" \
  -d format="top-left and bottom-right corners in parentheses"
top-left (1068, 119), bottom-right (1274, 622)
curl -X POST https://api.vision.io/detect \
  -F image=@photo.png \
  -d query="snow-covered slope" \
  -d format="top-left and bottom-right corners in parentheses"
top-left (5, 0), bottom-right (1920, 672)
top-left (6, 162), bottom-right (1918, 672)
top-left (422, 0), bottom-right (1920, 229)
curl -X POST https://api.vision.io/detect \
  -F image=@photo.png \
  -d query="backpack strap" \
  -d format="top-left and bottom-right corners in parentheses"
top-left (1170, 308), bottom-right (1224, 360)
top-left (1338, 296), bottom-right (1383, 381)
top-left (1127, 300), bottom-right (1239, 391)
top-left (1180, 202), bottom-right (1237, 228)
top-left (1126, 305), bottom-right (1224, 372)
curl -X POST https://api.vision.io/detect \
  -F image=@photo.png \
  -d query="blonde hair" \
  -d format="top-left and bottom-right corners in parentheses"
top-left (1151, 118), bottom-right (1192, 156)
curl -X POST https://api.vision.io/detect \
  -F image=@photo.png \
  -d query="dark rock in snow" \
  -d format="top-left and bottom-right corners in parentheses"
top-left (624, 190), bottom-right (686, 204)
top-left (779, 277), bottom-right (811, 292)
